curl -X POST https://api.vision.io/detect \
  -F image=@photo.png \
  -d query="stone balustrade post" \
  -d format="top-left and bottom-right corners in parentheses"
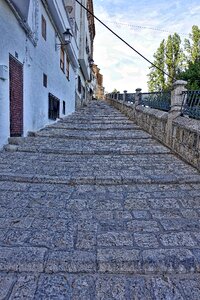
top-left (123, 90), bottom-right (127, 102)
top-left (166, 80), bottom-right (187, 144)
top-left (170, 80), bottom-right (187, 117)
top-left (117, 91), bottom-right (120, 101)
top-left (134, 88), bottom-right (142, 107)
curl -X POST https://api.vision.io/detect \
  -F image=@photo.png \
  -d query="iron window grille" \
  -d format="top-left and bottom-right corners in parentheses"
top-left (48, 93), bottom-right (60, 120)
top-left (42, 15), bottom-right (47, 40)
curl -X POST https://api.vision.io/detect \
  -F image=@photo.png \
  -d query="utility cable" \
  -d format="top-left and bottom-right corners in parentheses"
top-left (75, 0), bottom-right (173, 79)
top-left (105, 21), bottom-right (189, 36)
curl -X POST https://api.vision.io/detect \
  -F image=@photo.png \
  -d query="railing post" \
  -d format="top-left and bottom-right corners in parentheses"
top-left (134, 88), bottom-right (142, 107)
top-left (123, 90), bottom-right (127, 102)
top-left (166, 80), bottom-right (187, 144)
top-left (117, 91), bottom-right (120, 101)
top-left (170, 80), bottom-right (187, 116)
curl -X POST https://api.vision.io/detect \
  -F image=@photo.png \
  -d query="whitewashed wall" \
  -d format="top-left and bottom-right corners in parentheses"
top-left (0, 0), bottom-right (77, 149)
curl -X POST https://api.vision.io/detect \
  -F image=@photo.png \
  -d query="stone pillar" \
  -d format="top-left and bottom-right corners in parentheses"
top-left (170, 80), bottom-right (187, 117)
top-left (117, 91), bottom-right (120, 101)
top-left (134, 88), bottom-right (142, 107)
top-left (166, 80), bottom-right (187, 145)
top-left (123, 90), bottom-right (127, 102)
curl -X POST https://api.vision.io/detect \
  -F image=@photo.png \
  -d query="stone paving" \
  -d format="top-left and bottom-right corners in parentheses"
top-left (0, 100), bottom-right (200, 298)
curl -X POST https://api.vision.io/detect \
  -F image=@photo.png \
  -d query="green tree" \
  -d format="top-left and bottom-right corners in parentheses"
top-left (147, 39), bottom-right (166, 92)
top-left (178, 25), bottom-right (200, 90)
top-left (184, 25), bottom-right (200, 63)
top-left (165, 33), bottom-right (183, 88)
top-left (112, 88), bottom-right (118, 93)
top-left (178, 59), bottom-right (200, 90)
top-left (147, 33), bottom-right (184, 91)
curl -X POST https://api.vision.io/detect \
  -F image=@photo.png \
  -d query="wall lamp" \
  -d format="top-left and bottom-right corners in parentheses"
top-left (88, 56), bottom-right (94, 67)
top-left (56, 29), bottom-right (73, 49)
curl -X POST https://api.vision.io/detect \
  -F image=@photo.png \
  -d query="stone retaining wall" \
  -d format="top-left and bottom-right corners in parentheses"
top-left (107, 98), bottom-right (200, 171)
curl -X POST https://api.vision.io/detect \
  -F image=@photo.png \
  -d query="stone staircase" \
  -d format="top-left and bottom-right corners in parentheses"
top-left (0, 100), bottom-right (200, 298)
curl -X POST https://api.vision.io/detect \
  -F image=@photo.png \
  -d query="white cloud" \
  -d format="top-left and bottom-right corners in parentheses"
top-left (93, 0), bottom-right (200, 93)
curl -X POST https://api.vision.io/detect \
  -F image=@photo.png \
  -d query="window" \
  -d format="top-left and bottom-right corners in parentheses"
top-left (66, 54), bottom-right (70, 80)
top-left (85, 37), bottom-right (89, 54)
top-left (48, 93), bottom-right (60, 120)
top-left (43, 73), bottom-right (47, 87)
top-left (78, 76), bottom-right (81, 93)
top-left (63, 101), bottom-right (66, 115)
top-left (60, 47), bottom-right (65, 72)
top-left (42, 15), bottom-right (47, 40)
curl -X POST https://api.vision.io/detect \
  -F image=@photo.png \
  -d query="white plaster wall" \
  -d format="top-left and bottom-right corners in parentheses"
top-left (0, 0), bottom-right (76, 149)
top-left (27, 1), bottom-right (76, 131)
top-left (0, 0), bottom-right (27, 148)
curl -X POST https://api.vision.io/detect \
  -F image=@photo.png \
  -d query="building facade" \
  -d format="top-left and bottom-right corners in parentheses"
top-left (0, 0), bottom-right (95, 149)
top-left (92, 64), bottom-right (105, 100)
top-left (64, 0), bottom-right (95, 108)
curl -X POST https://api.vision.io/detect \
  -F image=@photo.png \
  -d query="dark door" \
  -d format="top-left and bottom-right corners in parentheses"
top-left (9, 54), bottom-right (23, 137)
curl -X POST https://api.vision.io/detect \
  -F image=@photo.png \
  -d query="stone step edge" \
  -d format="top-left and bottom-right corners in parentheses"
top-left (4, 145), bottom-right (171, 155)
top-left (44, 126), bottom-right (141, 131)
top-left (0, 247), bottom-right (199, 276)
top-left (8, 137), bottom-right (153, 145)
top-left (29, 135), bottom-right (151, 141)
top-left (0, 174), bottom-right (199, 185)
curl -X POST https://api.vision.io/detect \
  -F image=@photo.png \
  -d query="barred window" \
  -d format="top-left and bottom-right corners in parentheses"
top-left (60, 47), bottom-right (65, 72)
top-left (78, 76), bottom-right (81, 93)
top-left (66, 54), bottom-right (70, 80)
top-left (48, 93), bottom-right (60, 120)
top-left (42, 15), bottom-right (47, 40)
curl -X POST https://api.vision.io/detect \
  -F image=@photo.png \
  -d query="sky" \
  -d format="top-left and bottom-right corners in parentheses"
top-left (93, 0), bottom-right (200, 93)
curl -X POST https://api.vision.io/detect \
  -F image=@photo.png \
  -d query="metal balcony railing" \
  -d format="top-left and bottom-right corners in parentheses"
top-left (181, 90), bottom-right (200, 120)
top-left (140, 92), bottom-right (171, 112)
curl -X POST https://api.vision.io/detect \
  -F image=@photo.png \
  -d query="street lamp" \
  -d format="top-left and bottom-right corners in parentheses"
top-left (88, 56), bottom-right (94, 67)
top-left (63, 29), bottom-right (73, 44)
top-left (56, 29), bottom-right (73, 49)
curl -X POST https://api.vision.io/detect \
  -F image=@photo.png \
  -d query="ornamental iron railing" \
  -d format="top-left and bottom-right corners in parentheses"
top-left (140, 92), bottom-right (171, 112)
top-left (181, 90), bottom-right (200, 120)
top-left (125, 93), bottom-right (135, 103)
top-left (118, 93), bottom-right (123, 100)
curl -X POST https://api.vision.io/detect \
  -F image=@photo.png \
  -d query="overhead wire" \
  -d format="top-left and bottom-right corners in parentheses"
top-left (104, 21), bottom-right (189, 37)
top-left (75, 0), bottom-right (173, 79)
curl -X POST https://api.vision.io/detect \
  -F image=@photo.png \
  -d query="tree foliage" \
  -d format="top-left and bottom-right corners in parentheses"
top-left (148, 40), bottom-right (165, 92)
top-left (147, 25), bottom-right (200, 92)
top-left (147, 33), bottom-right (183, 91)
top-left (184, 25), bottom-right (200, 63)
top-left (178, 59), bottom-right (200, 90)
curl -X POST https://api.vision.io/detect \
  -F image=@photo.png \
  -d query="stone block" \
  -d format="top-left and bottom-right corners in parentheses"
top-left (45, 250), bottom-right (96, 273)
top-left (129, 277), bottom-right (153, 299)
top-left (134, 233), bottom-right (160, 249)
top-left (0, 246), bottom-right (46, 272)
top-left (98, 249), bottom-right (140, 273)
top-left (0, 273), bottom-right (16, 299)
top-left (96, 276), bottom-right (126, 299)
top-left (142, 249), bottom-right (195, 273)
top-left (159, 232), bottom-right (197, 247)
top-left (151, 277), bottom-right (184, 300)
top-left (10, 275), bottom-right (38, 299)
top-left (35, 274), bottom-right (70, 299)
top-left (127, 220), bottom-right (160, 233)
top-left (98, 232), bottom-right (133, 247)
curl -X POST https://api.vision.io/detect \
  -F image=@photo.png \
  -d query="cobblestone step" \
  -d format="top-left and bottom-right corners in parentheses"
top-left (0, 173), bottom-right (200, 185)
top-left (0, 100), bottom-right (200, 297)
top-left (1, 272), bottom-right (200, 299)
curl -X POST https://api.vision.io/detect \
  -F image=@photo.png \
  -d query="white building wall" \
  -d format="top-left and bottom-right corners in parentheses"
top-left (0, 0), bottom-right (77, 149)
top-left (0, 0), bottom-right (27, 148)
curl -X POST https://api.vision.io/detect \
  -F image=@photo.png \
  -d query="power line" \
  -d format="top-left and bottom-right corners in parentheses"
top-left (75, 0), bottom-right (173, 79)
top-left (105, 21), bottom-right (189, 36)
